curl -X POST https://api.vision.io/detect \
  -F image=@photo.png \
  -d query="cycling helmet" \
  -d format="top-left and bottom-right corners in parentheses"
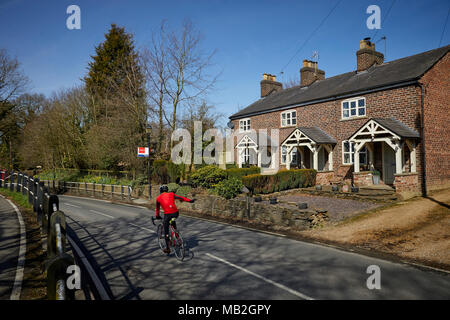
top-left (159, 185), bottom-right (168, 193)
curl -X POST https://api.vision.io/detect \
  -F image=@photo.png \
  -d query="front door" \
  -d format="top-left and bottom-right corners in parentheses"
top-left (383, 142), bottom-right (395, 184)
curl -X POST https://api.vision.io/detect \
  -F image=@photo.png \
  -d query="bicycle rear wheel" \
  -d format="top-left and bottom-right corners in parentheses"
top-left (157, 224), bottom-right (165, 252)
top-left (171, 225), bottom-right (185, 260)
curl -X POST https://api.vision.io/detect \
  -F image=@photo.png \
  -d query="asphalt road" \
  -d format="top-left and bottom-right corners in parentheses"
top-left (0, 196), bottom-right (20, 300)
top-left (60, 195), bottom-right (450, 300)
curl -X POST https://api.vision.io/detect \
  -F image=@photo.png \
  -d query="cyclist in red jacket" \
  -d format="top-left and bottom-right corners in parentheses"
top-left (155, 185), bottom-right (194, 253)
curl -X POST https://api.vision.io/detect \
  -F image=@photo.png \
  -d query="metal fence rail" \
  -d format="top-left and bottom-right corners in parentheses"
top-left (0, 170), bottom-right (109, 300)
top-left (40, 180), bottom-right (133, 201)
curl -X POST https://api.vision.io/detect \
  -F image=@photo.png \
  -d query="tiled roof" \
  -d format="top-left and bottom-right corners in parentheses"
top-left (230, 45), bottom-right (449, 120)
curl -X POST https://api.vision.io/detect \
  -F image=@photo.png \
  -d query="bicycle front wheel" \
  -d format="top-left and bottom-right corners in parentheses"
top-left (157, 224), bottom-right (165, 252)
top-left (171, 226), bottom-right (185, 261)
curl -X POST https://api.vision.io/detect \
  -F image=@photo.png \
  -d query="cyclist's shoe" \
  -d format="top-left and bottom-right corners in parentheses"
top-left (163, 248), bottom-right (171, 254)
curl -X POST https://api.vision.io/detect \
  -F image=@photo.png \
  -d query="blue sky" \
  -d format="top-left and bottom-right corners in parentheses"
top-left (1, 0), bottom-right (449, 126)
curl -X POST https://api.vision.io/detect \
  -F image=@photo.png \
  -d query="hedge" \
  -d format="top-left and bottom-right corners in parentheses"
top-left (242, 169), bottom-right (316, 194)
top-left (225, 167), bottom-right (260, 180)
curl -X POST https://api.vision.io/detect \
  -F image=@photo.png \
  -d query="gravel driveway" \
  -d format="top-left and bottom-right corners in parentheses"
top-left (278, 194), bottom-right (382, 221)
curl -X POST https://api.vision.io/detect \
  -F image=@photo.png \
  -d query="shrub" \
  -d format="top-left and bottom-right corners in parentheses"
top-left (152, 160), bottom-right (182, 184)
top-left (189, 165), bottom-right (227, 189)
top-left (225, 167), bottom-right (260, 180)
top-left (213, 177), bottom-right (243, 199)
top-left (176, 185), bottom-right (192, 197)
top-left (167, 182), bottom-right (179, 193)
top-left (242, 169), bottom-right (316, 194)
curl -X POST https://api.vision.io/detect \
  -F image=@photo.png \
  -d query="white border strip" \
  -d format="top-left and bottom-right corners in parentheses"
top-left (1, 196), bottom-right (27, 300)
top-left (205, 253), bottom-right (314, 300)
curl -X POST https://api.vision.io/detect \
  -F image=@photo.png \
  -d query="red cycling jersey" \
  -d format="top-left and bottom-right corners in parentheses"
top-left (155, 192), bottom-right (191, 216)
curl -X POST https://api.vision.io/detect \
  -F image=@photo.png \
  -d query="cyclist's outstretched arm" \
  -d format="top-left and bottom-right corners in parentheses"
top-left (174, 194), bottom-right (194, 203)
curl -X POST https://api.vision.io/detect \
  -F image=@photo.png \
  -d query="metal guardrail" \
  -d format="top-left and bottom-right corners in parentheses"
top-left (0, 170), bottom-right (109, 300)
top-left (40, 180), bottom-right (133, 201)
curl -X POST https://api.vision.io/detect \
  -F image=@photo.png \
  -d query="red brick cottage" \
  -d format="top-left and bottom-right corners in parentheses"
top-left (229, 39), bottom-right (450, 196)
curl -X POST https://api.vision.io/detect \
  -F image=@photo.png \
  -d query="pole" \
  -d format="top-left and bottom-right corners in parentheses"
top-left (147, 131), bottom-right (151, 200)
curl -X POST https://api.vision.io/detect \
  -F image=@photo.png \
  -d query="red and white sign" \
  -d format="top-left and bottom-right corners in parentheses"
top-left (137, 147), bottom-right (149, 157)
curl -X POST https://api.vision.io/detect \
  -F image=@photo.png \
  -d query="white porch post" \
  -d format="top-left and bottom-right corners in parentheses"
top-left (286, 146), bottom-right (292, 170)
top-left (354, 151), bottom-right (360, 173)
top-left (324, 144), bottom-right (333, 171)
top-left (406, 140), bottom-right (417, 173)
top-left (257, 149), bottom-right (262, 167)
top-left (312, 145), bottom-right (319, 171)
top-left (353, 142), bottom-right (363, 173)
top-left (238, 149), bottom-right (243, 168)
top-left (395, 140), bottom-right (403, 174)
top-left (366, 143), bottom-right (375, 170)
top-left (298, 147), bottom-right (305, 169)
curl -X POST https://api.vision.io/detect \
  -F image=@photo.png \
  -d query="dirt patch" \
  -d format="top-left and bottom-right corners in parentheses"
top-left (299, 189), bottom-right (450, 270)
top-left (277, 193), bottom-right (382, 221)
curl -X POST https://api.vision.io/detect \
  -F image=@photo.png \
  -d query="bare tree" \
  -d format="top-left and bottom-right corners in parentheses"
top-left (141, 21), bottom-right (170, 154)
top-left (142, 20), bottom-right (220, 151)
top-left (0, 48), bottom-right (29, 104)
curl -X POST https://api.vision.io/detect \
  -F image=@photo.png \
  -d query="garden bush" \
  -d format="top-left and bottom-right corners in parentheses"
top-left (189, 165), bottom-right (227, 188)
top-left (151, 160), bottom-right (182, 184)
top-left (242, 169), bottom-right (316, 194)
top-left (212, 177), bottom-right (243, 199)
top-left (167, 182), bottom-right (179, 193)
top-left (176, 185), bottom-right (192, 197)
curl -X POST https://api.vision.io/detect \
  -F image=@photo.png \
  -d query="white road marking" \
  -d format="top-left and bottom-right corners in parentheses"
top-left (1, 196), bottom-right (27, 300)
top-left (205, 253), bottom-right (314, 300)
top-left (89, 210), bottom-right (114, 219)
top-left (128, 223), bottom-right (155, 233)
top-left (64, 203), bottom-right (81, 208)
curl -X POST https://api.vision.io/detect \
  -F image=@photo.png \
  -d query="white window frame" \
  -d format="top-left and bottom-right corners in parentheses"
top-left (342, 141), bottom-right (367, 165)
top-left (280, 109), bottom-right (297, 127)
top-left (239, 118), bottom-right (251, 132)
top-left (341, 97), bottom-right (366, 120)
top-left (281, 146), bottom-right (298, 164)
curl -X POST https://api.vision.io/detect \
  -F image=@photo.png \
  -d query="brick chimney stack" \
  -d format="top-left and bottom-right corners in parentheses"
top-left (356, 38), bottom-right (384, 72)
top-left (300, 60), bottom-right (325, 86)
top-left (260, 73), bottom-right (282, 98)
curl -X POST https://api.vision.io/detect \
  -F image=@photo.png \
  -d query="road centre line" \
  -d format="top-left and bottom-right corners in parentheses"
top-left (64, 203), bottom-right (81, 208)
top-left (89, 209), bottom-right (115, 219)
top-left (205, 253), bottom-right (314, 300)
top-left (128, 222), bottom-right (155, 233)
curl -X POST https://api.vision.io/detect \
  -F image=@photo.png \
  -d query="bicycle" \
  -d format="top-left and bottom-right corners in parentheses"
top-left (151, 216), bottom-right (185, 260)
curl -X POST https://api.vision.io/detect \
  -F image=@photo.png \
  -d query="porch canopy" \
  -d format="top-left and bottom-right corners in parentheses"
top-left (281, 127), bottom-right (337, 171)
top-left (348, 118), bottom-right (420, 174)
top-left (235, 131), bottom-right (276, 168)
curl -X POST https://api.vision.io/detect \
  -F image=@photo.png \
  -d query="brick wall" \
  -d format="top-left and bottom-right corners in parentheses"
top-left (420, 52), bottom-right (450, 191)
top-left (232, 85), bottom-right (422, 180)
top-left (231, 51), bottom-right (449, 192)
top-left (394, 173), bottom-right (419, 195)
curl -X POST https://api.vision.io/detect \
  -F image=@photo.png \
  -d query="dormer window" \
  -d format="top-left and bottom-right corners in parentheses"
top-left (342, 97), bottom-right (366, 119)
top-left (281, 110), bottom-right (297, 127)
top-left (239, 118), bottom-right (251, 132)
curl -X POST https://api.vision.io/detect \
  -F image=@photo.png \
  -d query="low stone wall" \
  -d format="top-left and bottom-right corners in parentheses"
top-left (316, 171), bottom-right (335, 185)
top-left (353, 171), bottom-right (374, 186)
top-left (394, 173), bottom-right (420, 198)
top-left (176, 194), bottom-right (328, 230)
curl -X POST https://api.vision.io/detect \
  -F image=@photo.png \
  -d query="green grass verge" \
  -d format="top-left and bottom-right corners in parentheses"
top-left (0, 188), bottom-right (33, 209)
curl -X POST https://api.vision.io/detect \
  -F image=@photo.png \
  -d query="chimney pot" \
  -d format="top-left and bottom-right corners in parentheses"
top-left (357, 38), bottom-right (384, 72)
top-left (300, 60), bottom-right (325, 86)
top-left (260, 73), bottom-right (282, 98)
